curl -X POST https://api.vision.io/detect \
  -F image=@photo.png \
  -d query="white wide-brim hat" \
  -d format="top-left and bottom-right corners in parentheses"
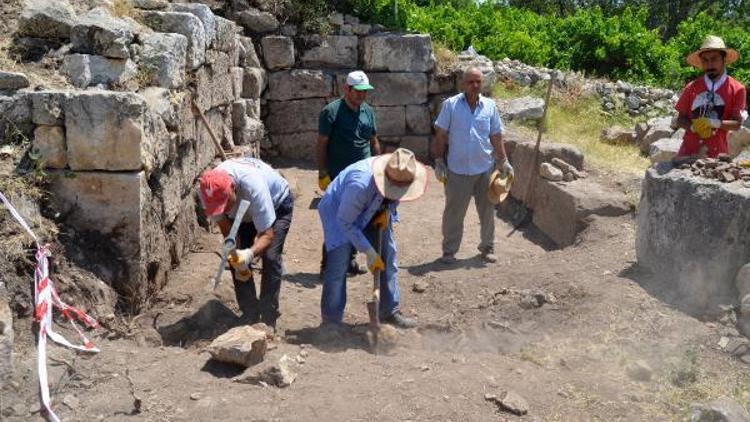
top-left (372, 148), bottom-right (428, 202)
top-left (686, 35), bottom-right (740, 68)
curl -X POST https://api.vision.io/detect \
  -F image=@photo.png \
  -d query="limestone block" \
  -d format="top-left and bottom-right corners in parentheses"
top-left (18, 0), bottom-right (77, 40)
top-left (497, 96), bottom-right (544, 122)
top-left (364, 73), bottom-right (428, 106)
top-left (235, 117), bottom-right (265, 146)
top-left (213, 17), bottom-right (238, 53)
top-left (208, 325), bottom-right (267, 367)
top-left (429, 73), bottom-right (456, 95)
top-left (637, 167), bottom-right (750, 311)
top-left (236, 8), bottom-right (278, 33)
top-left (65, 91), bottom-right (147, 171)
top-left (170, 3), bottom-right (215, 46)
top-left (142, 87), bottom-right (178, 130)
top-left (406, 104), bottom-right (431, 135)
top-left (0, 72), bottom-right (30, 91)
top-left (231, 67), bottom-right (244, 100)
top-left (238, 36), bottom-right (260, 67)
top-left (207, 52), bottom-right (234, 108)
top-left (374, 106), bottom-right (406, 137)
top-left (63, 54), bottom-right (137, 88)
top-left (267, 70), bottom-right (332, 101)
top-left (399, 136), bottom-right (430, 162)
top-left (30, 90), bottom-right (69, 125)
top-left (649, 138), bottom-right (681, 163)
top-left (300, 35), bottom-right (357, 69)
top-left (361, 34), bottom-right (434, 73)
top-left (639, 116), bottom-right (674, 153)
top-left (275, 131), bottom-right (317, 160)
top-left (508, 138), bottom-right (584, 202)
top-left (140, 33), bottom-right (188, 89)
top-left (260, 36), bottom-right (294, 70)
top-left (33, 126), bottom-right (67, 168)
top-left (242, 67), bottom-right (267, 99)
top-left (71, 7), bottom-right (136, 59)
top-left (266, 98), bottom-right (326, 135)
top-left (142, 11), bottom-right (206, 69)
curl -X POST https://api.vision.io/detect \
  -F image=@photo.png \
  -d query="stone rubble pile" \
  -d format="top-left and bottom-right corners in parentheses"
top-left (675, 156), bottom-right (750, 183)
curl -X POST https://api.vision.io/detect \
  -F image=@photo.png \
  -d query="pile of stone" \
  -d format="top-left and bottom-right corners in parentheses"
top-left (539, 157), bottom-right (588, 182)
top-left (675, 157), bottom-right (750, 183)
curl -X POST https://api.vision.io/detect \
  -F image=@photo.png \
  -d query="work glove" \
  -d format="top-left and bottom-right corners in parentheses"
top-left (365, 247), bottom-right (385, 274)
top-left (228, 248), bottom-right (253, 282)
top-left (497, 157), bottom-right (515, 178)
top-left (692, 117), bottom-right (720, 139)
top-left (434, 158), bottom-right (448, 184)
top-left (318, 173), bottom-right (331, 191)
top-left (371, 208), bottom-right (389, 230)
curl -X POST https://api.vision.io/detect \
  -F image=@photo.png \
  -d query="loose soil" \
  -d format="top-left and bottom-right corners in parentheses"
top-left (3, 166), bottom-right (750, 421)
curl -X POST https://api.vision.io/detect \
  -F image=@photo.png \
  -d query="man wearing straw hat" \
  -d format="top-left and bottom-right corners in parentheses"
top-left (433, 67), bottom-right (513, 265)
top-left (318, 148), bottom-right (427, 328)
top-left (675, 35), bottom-right (746, 159)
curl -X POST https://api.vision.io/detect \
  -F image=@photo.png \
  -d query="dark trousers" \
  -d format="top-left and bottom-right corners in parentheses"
top-left (232, 195), bottom-right (293, 327)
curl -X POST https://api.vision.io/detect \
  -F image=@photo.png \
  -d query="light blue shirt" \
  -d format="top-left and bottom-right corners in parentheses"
top-left (216, 157), bottom-right (290, 232)
top-left (434, 93), bottom-right (504, 176)
top-left (318, 158), bottom-right (399, 253)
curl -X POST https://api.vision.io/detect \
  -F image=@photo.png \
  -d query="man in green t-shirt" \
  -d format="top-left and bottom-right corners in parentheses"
top-left (316, 70), bottom-right (382, 276)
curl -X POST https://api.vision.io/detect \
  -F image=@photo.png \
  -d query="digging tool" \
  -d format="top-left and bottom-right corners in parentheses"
top-left (190, 98), bottom-right (227, 160)
top-left (507, 76), bottom-right (555, 237)
top-left (366, 209), bottom-right (387, 350)
top-left (211, 199), bottom-right (251, 290)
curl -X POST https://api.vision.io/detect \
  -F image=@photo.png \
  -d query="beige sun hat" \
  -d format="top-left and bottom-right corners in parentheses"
top-left (686, 35), bottom-right (740, 68)
top-left (372, 148), bottom-right (428, 202)
top-left (487, 169), bottom-right (513, 204)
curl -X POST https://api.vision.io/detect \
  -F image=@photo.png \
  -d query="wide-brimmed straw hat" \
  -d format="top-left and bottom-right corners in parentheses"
top-left (487, 169), bottom-right (513, 204)
top-left (686, 35), bottom-right (740, 68)
top-left (372, 148), bottom-right (427, 202)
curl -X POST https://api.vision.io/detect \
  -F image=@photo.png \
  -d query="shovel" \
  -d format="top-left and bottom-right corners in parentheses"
top-left (211, 199), bottom-right (251, 290)
top-left (366, 223), bottom-right (384, 350)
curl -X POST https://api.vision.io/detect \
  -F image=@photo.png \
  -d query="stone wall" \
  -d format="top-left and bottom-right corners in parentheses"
top-left (3, 1), bottom-right (266, 309)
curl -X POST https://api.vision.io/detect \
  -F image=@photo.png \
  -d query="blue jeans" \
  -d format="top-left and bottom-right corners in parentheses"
top-left (321, 222), bottom-right (400, 323)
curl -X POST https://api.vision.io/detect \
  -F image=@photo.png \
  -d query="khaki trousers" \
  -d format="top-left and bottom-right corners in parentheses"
top-left (441, 168), bottom-right (495, 256)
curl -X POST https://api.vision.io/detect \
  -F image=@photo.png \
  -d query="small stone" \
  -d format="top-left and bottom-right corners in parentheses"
top-left (0, 72), bottom-right (31, 91)
top-left (189, 392), bottom-right (202, 401)
top-left (690, 397), bottom-right (750, 422)
top-left (412, 280), bottom-right (428, 293)
top-left (207, 325), bottom-right (267, 367)
top-left (498, 390), bottom-right (529, 416)
top-left (719, 337), bottom-right (730, 349)
top-left (298, 350), bottom-right (309, 358)
top-left (62, 394), bottom-right (79, 409)
top-left (625, 360), bottom-right (653, 382)
top-left (234, 354), bottom-right (297, 388)
top-left (484, 393), bottom-right (497, 401)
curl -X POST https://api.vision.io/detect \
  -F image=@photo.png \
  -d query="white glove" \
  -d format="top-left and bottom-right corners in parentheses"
top-left (231, 248), bottom-right (253, 270)
top-left (708, 118), bottom-right (722, 129)
top-left (498, 158), bottom-right (514, 178)
top-left (365, 247), bottom-right (385, 273)
top-left (434, 158), bottom-right (448, 184)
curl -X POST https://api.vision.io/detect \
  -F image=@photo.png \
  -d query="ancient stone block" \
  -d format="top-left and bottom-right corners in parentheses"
top-left (274, 131), bottom-right (317, 161)
top-left (0, 72), bottom-right (30, 91)
top-left (508, 138), bottom-right (585, 203)
top-left (231, 67), bottom-right (244, 100)
top-left (261, 36), bottom-right (294, 70)
top-left (361, 33), bottom-right (434, 73)
top-left (30, 90), bottom-right (69, 125)
top-left (267, 70), bottom-right (332, 101)
top-left (18, 0), bottom-right (77, 40)
top-left (170, 3), bottom-right (215, 46)
top-left (266, 98), bottom-right (326, 134)
top-left (33, 126), bottom-right (67, 168)
top-left (235, 8), bottom-right (278, 33)
top-left (374, 106), bottom-right (406, 137)
top-left (142, 11), bottom-right (206, 69)
top-left (242, 67), bottom-right (267, 99)
top-left (406, 104), bottom-right (431, 135)
top-left (62, 54), bottom-right (137, 88)
top-left (364, 73), bottom-right (428, 106)
top-left (213, 17), bottom-right (237, 53)
top-left (429, 73), bottom-right (456, 95)
top-left (300, 35), bottom-right (357, 69)
top-left (235, 117), bottom-right (265, 146)
top-left (238, 36), bottom-right (260, 67)
top-left (140, 33), bottom-right (188, 89)
top-left (71, 7), bottom-right (136, 59)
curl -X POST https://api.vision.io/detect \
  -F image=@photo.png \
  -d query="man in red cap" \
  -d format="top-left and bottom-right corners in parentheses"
top-left (675, 35), bottom-right (746, 159)
top-left (198, 157), bottom-right (294, 328)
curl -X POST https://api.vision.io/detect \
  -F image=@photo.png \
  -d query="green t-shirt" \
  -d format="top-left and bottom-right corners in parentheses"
top-left (318, 98), bottom-right (377, 179)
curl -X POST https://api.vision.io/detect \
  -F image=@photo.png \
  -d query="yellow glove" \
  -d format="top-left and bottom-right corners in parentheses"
top-left (365, 248), bottom-right (385, 274)
top-left (371, 208), bottom-right (389, 230)
top-left (228, 249), bottom-right (253, 282)
top-left (318, 174), bottom-right (331, 191)
top-left (692, 117), bottom-right (714, 139)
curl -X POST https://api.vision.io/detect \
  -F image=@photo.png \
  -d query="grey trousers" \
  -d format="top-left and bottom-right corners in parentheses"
top-left (441, 168), bottom-right (495, 256)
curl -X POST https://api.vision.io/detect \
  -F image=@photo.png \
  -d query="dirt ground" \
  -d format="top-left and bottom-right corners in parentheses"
top-left (3, 166), bottom-right (750, 421)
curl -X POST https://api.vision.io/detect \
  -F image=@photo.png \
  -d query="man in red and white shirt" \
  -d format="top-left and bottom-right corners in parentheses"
top-left (675, 35), bottom-right (746, 158)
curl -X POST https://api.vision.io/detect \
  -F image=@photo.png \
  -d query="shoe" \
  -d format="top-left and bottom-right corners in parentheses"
top-left (381, 311), bottom-right (418, 329)
top-left (481, 251), bottom-right (497, 263)
top-left (347, 260), bottom-right (367, 276)
top-left (438, 254), bottom-right (456, 265)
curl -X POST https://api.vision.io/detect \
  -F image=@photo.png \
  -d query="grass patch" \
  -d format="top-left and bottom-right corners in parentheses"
top-left (109, 0), bottom-right (137, 18)
top-left (434, 41), bottom-right (458, 75)
top-left (494, 81), bottom-right (651, 175)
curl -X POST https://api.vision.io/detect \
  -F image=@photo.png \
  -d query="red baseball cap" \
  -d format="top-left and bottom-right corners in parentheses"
top-left (198, 169), bottom-right (233, 216)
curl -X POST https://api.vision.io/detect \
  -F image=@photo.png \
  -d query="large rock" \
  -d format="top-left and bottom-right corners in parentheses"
top-left (729, 128), bottom-right (750, 158)
top-left (300, 35), bottom-right (358, 69)
top-left (361, 34), bottom-right (434, 73)
top-left (0, 294), bottom-right (12, 382)
top-left (235, 354), bottom-right (296, 387)
top-left (30, 91), bottom-right (68, 125)
top-left (363, 73), bottom-right (428, 106)
top-left (236, 8), bottom-right (278, 33)
top-left (274, 131), bottom-right (317, 160)
top-left (267, 70), bottom-right (332, 101)
top-left (637, 167), bottom-right (750, 311)
top-left (242, 67), bottom-right (267, 99)
top-left (508, 138), bottom-right (584, 201)
top-left (238, 36), bottom-right (260, 67)
top-left (71, 8), bottom-right (136, 59)
top-left (140, 33), bottom-right (188, 89)
top-left (33, 125), bottom-right (67, 168)
top-left (640, 116), bottom-right (674, 153)
top-left (142, 11), bottom-right (207, 69)
top-left (601, 126), bottom-right (636, 145)
top-left (213, 17), bottom-right (237, 53)
top-left (497, 96), bottom-right (544, 122)
top-left (17, 0), bottom-right (77, 40)
top-left (170, 3), bottom-right (215, 45)
top-left (62, 54), bottom-right (137, 88)
top-left (207, 325), bottom-right (268, 367)
top-left (0, 72), bottom-right (30, 91)
top-left (539, 162), bottom-right (563, 181)
top-left (649, 138), bottom-right (681, 163)
top-left (260, 36), bottom-right (294, 70)
top-left (405, 104), bottom-right (431, 135)
top-left (690, 397), bottom-right (750, 422)
top-left (266, 98), bottom-right (325, 135)
top-left (65, 92), bottom-right (148, 171)
top-left (374, 106), bottom-right (406, 137)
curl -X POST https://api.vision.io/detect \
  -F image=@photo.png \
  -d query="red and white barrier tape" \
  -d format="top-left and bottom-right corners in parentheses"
top-left (0, 191), bottom-right (100, 422)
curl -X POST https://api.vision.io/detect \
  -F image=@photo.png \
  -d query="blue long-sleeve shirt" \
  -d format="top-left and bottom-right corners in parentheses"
top-left (318, 158), bottom-right (399, 252)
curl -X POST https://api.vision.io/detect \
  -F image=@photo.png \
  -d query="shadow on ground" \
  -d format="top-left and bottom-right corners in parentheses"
top-left (285, 323), bottom-right (372, 353)
top-left (285, 272), bottom-right (321, 288)
top-left (156, 299), bottom-right (242, 347)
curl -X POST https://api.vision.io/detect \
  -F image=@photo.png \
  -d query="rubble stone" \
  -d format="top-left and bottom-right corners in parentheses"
top-left (71, 7), bottom-right (136, 59)
top-left (238, 36), bottom-right (261, 67)
top-left (0, 294), bottom-right (12, 382)
top-left (601, 126), bottom-right (636, 144)
top-left (170, 3), bottom-right (215, 46)
top-left (18, 0), bottom-right (77, 40)
top-left (649, 138), bottom-right (682, 163)
top-left (540, 162), bottom-right (564, 181)
top-left (690, 397), bottom-right (750, 422)
top-left (242, 67), bottom-right (267, 99)
top-left (30, 91), bottom-right (68, 125)
top-left (497, 96), bottom-right (544, 122)
top-left (235, 354), bottom-right (297, 387)
top-left (0, 72), bottom-right (30, 91)
top-left (261, 36), bottom-right (295, 70)
top-left (207, 325), bottom-right (268, 367)
top-left (142, 11), bottom-right (207, 69)
top-left (300, 35), bottom-right (358, 69)
top-left (236, 8), bottom-right (278, 33)
top-left (62, 54), bottom-right (137, 88)
top-left (140, 33), bottom-right (188, 89)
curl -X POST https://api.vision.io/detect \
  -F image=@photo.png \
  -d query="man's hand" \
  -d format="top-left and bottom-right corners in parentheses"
top-left (228, 248), bottom-right (253, 281)
top-left (497, 157), bottom-right (514, 178)
top-left (318, 171), bottom-right (331, 191)
top-left (692, 117), bottom-right (719, 139)
top-left (365, 248), bottom-right (385, 274)
top-left (434, 158), bottom-right (448, 184)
